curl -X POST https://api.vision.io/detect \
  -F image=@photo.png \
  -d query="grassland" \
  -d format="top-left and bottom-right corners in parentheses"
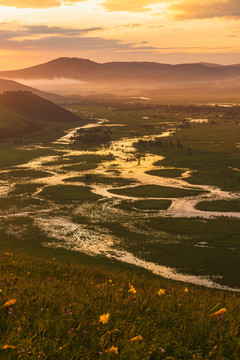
top-left (195, 200), bottom-right (240, 212)
top-left (0, 100), bottom-right (240, 359)
top-left (64, 174), bottom-right (133, 186)
top-left (146, 169), bottom-right (183, 178)
top-left (132, 199), bottom-right (172, 210)
top-left (1, 251), bottom-right (240, 360)
top-left (0, 92), bottom-right (80, 140)
top-left (109, 185), bottom-right (206, 198)
top-left (40, 185), bottom-right (101, 202)
top-left (135, 122), bottom-right (240, 192)
top-left (0, 102), bottom-right (240, 302)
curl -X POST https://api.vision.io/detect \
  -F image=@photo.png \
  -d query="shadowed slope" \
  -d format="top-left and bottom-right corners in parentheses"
top-left (0, 78), bottom-right (63, 103)
top-left (0, 91), bottom-right (80, 139)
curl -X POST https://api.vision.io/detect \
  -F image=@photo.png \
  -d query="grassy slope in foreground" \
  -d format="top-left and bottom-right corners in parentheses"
top-left (0, 91), bottom-right (80, 140)
top-left (0, 251), bottom-right (240, 359)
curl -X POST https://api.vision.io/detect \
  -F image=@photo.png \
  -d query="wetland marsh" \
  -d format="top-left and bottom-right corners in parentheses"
top-left (0, 102), bottom-right (240, 289)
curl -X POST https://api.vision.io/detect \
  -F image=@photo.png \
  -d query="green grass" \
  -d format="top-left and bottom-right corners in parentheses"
top-left (0, 92), bottom-right (80, 140)
top-left (0, 196), bottom-right (42, 212)
top-left (0, 251), bottom-right (240, 360)
top-left (63, 175), bottom-right (133, 186)
top-left (40, 185), bottom-right (101, 202)
top-left (0, 170), bottom-right (52, 180)
top-left (109, 185), bottom-right (206, 198)
top-left (10, 183), bottom-right (41, 196)
top-left (195, 200), bottom-right (240, 212)
top-left (136, 123), bottom-right (240, 191)
top-left (132, 199), bottom-right (172, 210)
top-left (62, 164), bottom-right (98, 172)
top-left (97, 216), bottom-right (240, 287)
top-left (146, 169), bottom-right (183, 178)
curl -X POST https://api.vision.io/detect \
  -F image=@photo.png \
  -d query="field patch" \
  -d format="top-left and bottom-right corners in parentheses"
top-left (196, 200), bottom-right (240, 212)
top-left (146, 168), bottom-right (183, 178)
top-left (133, 199), bottom-right (172, 210)
top-left (0, 170), bottom-right (52, 180)
top-left (40, 185), bottom-right (101, 202)
top-left (109, 185), bottom-right (206, 198)
top-left (64, 174), bottom-right (133, 186)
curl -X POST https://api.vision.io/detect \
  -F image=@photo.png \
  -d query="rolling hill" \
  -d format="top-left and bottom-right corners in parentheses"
top-left (1, 57), bottom-right (240, 86)
top-left (0, 91), bottom-right (80, 139)
top-left (0, 78), bottom-right (63, 103)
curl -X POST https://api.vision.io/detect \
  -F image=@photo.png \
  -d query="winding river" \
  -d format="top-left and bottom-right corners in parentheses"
top-left (1, 118), bottom-right (240, 291)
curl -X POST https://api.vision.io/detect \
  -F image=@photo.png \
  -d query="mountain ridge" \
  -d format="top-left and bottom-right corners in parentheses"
top-left (1, 57), bottom-right (240, 86)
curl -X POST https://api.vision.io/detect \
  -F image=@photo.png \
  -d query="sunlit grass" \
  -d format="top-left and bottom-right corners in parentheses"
top-left (0, 251), bottom-right (240, 359)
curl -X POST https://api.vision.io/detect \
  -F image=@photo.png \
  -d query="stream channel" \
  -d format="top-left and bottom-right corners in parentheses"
top-left (1, 118), bottom-right (240, 291)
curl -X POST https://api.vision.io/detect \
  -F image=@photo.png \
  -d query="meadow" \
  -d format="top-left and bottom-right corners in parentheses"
top-left (1, 251), bottom-right (240, 360)
top-left (0, 100), bottom-right (240, 288)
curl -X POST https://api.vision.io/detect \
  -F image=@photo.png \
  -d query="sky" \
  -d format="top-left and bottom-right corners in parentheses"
top-left (0, 0), bottom-right (240, 70)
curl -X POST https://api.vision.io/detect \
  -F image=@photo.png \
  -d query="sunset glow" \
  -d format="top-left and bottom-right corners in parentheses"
top-left (0, 0), bottom-right (239, 69)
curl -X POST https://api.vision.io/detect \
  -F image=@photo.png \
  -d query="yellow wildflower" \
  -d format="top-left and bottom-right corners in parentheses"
top-left (0, 299), bottom-right (16, 309)
top-left (109, 279), bottom-right (112, 283)
top-left (128, 284), bottom-right (136, 294)
top-left (3, 345), bottom-right (16, 350)
top-left (210, 308), bottom-right (227, 317)
top-left (99, 313), bottom-right (110, 324)
top-left (157, 289), bottom-right (165, 296)
top-left (105, 346), bottom-right (118, 354)
top-left (130, 335), bottom-right (143, 342)
top-left (184, 287), bottom-right (189, 293)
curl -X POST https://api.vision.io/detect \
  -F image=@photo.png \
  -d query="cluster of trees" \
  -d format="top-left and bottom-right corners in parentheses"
top-left (72, 127), bottom-right (112, 146)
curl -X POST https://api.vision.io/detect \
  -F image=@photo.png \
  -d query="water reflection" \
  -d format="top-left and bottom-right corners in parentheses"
top-left (0, 118), bottom-right (240, 290)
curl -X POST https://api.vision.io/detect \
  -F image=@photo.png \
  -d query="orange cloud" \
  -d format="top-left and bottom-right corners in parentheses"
top-left (171, 0), bottom-right (240, 19)
top-left (0, 0), bottom-right (81, 8)
top-left (100, 0), bottom-right (166, 12)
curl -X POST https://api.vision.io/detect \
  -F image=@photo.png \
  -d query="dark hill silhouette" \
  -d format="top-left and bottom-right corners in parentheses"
top-left (0, 78), bottom-right (63, 102)
top-left (0, 91), bottom-right (80, 139)
top-left (1, 57), bottom-right (240, 86)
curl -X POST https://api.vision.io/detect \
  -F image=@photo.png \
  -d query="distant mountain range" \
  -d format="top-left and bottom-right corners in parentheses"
top-left (0, 91), bottom-right (80, 139)
top-left (0, 78), bottom-right (63, 102)
top-left (1, 57), bottom-right (240, 86)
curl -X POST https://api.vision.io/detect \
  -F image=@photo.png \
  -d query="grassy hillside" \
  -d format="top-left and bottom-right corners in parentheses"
top-left (0, 251), bottom-right (240, 359)
top-left (0, 91), bottom-right (80, 140)
top-left (0, 78), bottom-right (63, 103)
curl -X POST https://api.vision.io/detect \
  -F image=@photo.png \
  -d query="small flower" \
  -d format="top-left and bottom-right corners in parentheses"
top-left (157, 289), bottom-right (165, 296)
top-left (2, 345), bottom-right (16, 350)
top-left (105, 346), bottom-right (118, 354)
top-left (128, 284), bottom-right (136, 294)
top-left (130, 335), bottom-right (143, 342)
top-left (210, 308), bottom-right (227, 317)
top-left (183, 287), bottom-right (189, 293)
top-left (99, 313), bottom-right (110, 324)
top-left (0, 299), bottom-right (16, 309)
top-left (160, 347), bottom-right (166, 353)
